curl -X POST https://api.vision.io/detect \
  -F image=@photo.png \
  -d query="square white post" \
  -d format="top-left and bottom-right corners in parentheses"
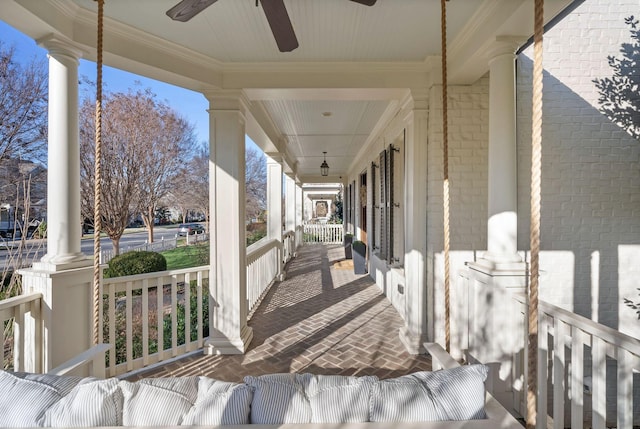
top-left (204, 90), bottom-right (253, 355)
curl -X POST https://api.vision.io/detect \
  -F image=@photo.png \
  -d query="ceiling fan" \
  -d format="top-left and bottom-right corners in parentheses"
top-left (166, 0), bottom-right (377, 52)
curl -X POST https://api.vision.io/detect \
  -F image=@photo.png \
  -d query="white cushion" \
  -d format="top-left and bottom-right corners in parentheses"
top-left (120, 377), bottom-right (198, 426)
top-left (181, 376), bottom-right (253, 425)
top-left (244, 373), bottom-right (313, 424)
top-left (307, 374), bottom-right (378, 423)
top-left (370, 365), bottom-right (489, 422)
top-left (43, 378), bottom-right (123, 427)
top-left (0, 370), bottom-right (83, 427)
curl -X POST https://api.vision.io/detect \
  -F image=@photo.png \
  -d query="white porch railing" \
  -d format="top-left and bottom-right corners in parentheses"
top-left (0, 292), bottom-right (42, 372)
top-left (246, 238), bottom-right (281, 313)
top-left (514, 294), bottom-right (640, 429)
top-left (101, 266), bottom-right (210, 378)
top-left (302, 223), bottom-right (343, 244)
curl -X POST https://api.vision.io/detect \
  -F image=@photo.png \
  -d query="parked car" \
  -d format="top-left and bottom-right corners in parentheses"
top-left (178, 223), bottom-right (205, 236)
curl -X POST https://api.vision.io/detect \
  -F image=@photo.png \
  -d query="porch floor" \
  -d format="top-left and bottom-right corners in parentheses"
top-left (125, 244), bottom-right (432, 382)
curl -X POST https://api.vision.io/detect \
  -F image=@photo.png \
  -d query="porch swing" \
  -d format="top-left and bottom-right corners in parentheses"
top-left (87, 0), bottom-right (544, 427)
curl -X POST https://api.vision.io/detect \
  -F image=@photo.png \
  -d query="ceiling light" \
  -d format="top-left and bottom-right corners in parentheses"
top-left (320, 152), bottom-right (329, 176)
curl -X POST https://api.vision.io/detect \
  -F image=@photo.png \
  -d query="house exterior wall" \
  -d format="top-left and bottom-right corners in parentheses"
top-left (517, 0), bottom-right (640, 339)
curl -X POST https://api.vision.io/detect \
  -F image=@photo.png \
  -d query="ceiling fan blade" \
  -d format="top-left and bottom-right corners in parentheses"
top-left (349, 0), bottom-right (377, 5)
top-left (260, 0), bottom-right (299, 52)
top-left (166, 0), bottom-right (219, 22)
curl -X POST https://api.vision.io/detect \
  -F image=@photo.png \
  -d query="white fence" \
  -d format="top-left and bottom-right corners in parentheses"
top-left (302, 223), bottom-right (343, 244)
top-left (0, 292), bottom-right (42, 372)
top-left (246, 238), bottom-right (281, 313)
top-left (101, 232), bottom-right (208, 264)
top-left (101, 266), bottom-right (210, 377)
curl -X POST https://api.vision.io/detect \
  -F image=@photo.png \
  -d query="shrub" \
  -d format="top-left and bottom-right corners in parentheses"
top-left (105, 251), bottom-right (167, 278)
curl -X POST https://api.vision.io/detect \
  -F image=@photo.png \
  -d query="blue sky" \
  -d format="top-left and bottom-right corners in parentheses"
top-left (0, 19), bottom-right (258, 151)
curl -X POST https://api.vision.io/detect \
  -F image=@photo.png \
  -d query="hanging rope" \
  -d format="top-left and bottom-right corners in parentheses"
top-left (441, 0), bottom-right (451, 354)
top-left (527, 0), bottom-right (544, 427)
top-left (92, 0), bottom-right (104, 346)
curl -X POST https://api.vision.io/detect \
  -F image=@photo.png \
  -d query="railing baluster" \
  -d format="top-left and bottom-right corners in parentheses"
top-left (570, 327), bottom-right (584, 429)
top-left (591, 336), bottom-right (606, 429)
top-left (125, 282), bottom-right (133, 371)
top-left (617, 349), bottom-right (633, 429)
top-left (171, 275), bottom-right (178, 356)
top-left (156, 276), bottom-right (163, 362)
top-left (537, 312), bottom-right (550, 429)
top-left (197, 271), bottom-right (203, 347)
top-left (185, 273), bottom-right (192, 352)
top-left (13, 303), bottom-right (25, 370)
top-left (108, 282), bottom-right (116, 375)
top-left (142, 279), bottom-right (149, 367)
top-left (553, 318), bottom-right (567, 429)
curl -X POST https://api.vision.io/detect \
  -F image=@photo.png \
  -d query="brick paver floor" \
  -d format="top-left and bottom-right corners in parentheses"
top-left (126, 244), bottom-right (431, 382)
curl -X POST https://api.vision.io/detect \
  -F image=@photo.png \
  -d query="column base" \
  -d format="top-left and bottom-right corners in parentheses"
top-left (399, 326), bottom-right (427, 355)
top-left (36, 254), bottom-right (91, 272)
top-left (472, 254), bottom-right (527, 275)
top-left (204, 325), bottom-right (253, 355)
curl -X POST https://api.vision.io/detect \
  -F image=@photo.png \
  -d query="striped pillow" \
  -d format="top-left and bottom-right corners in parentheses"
top-left (244, 373), bottom-right (313, 424)
top-left (307, 375), bottom-right (378, 423)
top-left (0, 370), bottom-right (83, 427)
top-left (181, 376), bottom-right (253, 425)
top-left (370, 365), bottom-right (489, 422)
top-left (120, 377), bottom-right (199, 426)
top-left (43, 378), bottom-right (123, 427)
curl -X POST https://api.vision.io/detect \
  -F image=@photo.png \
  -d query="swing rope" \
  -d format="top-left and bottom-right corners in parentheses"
top-left (92, 0), bottom-right (104, 346)
top-left (527, 0), bottom-right (544, 427)
top-left (441, 0), bottom-right (451, 354)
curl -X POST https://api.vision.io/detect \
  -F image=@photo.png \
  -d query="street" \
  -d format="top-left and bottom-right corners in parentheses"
top-left (0, 226), bottom-right (181, 269)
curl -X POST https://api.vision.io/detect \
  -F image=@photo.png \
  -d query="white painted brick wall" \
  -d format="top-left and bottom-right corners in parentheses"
top-left (427, 76), bottom-right (490, 346)
top-left (517, 0), bottom-right (640, 340)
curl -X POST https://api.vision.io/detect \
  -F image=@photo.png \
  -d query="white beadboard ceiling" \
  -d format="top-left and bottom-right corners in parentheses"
top-left (3, 0), bottom-right (576, 182)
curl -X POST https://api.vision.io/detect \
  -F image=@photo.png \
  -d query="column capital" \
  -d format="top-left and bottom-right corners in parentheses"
top-left (484, 36), bottom-right (527, 63)
top-left (204, 89), bottom-right (251, 112)
top-left (401, 88), bottom-right (429, 111)
top-left (265, 153), bottom-right (283, 164)
top-left (37, 34), bottom-right (84, 62)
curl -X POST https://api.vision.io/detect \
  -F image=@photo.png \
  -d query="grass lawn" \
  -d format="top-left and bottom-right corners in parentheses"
top-left (162, 244), bottom-right (209, 270)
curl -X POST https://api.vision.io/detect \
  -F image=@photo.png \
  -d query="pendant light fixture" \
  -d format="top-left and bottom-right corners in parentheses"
top-left (320, 151), bottom-right (329, 176)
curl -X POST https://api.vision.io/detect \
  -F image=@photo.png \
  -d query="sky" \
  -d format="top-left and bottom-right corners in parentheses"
top-left (0, 19), bottom-right (258, 152)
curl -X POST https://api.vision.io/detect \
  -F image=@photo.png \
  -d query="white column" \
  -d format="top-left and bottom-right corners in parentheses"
top-left (482, 41), bottom-right (523, 266)
top-left (285, 174), bottom-right (296, 232)
top-left (18, 35), bottom-right (92, 373)
top-left (204, 90), bottom-right (253, 355)
top-left (295, 183), bottom-right (303, 228)
top-left (295, 182), bottom-right (303, 247)
top-left (266, 155), bottom-right (283, 241)
top-left (266, 155), bottom-right (284, 278)
top-left (399, 90), bottom-right (429, 354)
top-left (39, 35), bottom-right (86, 268)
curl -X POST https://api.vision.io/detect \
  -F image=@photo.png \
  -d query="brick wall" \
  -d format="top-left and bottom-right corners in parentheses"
top-left (517, 0), bottom-right (640, 338)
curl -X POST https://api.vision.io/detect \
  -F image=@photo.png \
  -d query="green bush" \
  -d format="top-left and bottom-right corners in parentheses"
top-left (105, 251), bottom-right (167, 278)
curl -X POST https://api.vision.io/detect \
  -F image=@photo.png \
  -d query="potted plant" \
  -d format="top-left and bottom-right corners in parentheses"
top-left (343, 233), bottom-right (353, 259)
top-left (352, 240), bottom-right (367, 274)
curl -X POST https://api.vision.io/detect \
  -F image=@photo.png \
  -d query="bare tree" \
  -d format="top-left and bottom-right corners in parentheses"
top-left (165, 143), bottom-right (209, 227)
top-left (80, 93), bottom-right (145, 255)
top-left (136, 97), bottom-right (197, 242)
top-left (245, 145), bottom-right (266, 222)
top-left (80, 89), bottom-right (197, 253)
top-left (0, 42), bottom-right (48, 164)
